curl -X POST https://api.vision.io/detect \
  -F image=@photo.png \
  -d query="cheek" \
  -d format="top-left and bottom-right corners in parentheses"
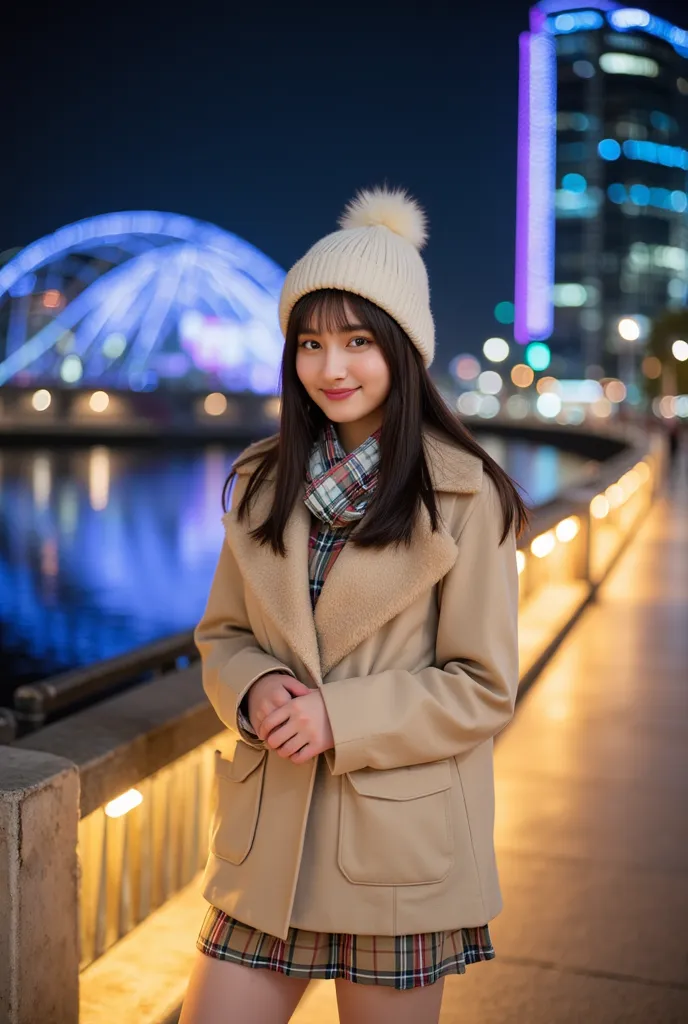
top-left (361, 352), bottom-right (391, 396)
top-left (295, 353), bottom-right (314, 389)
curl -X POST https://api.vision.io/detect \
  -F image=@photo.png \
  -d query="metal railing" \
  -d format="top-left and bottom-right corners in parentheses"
top-left (5, 632), bottom-right (198, 740)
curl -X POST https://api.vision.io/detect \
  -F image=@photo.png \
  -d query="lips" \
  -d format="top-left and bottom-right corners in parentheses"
top-left (322, 387), bottom-right (360, 400)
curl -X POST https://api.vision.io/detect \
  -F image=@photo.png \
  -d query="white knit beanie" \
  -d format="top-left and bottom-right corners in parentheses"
top-left (278, 186), bottom-right (435, 367)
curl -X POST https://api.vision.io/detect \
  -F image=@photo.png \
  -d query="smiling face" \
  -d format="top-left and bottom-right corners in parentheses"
top-left (295, 296), bottom-right (391, 449)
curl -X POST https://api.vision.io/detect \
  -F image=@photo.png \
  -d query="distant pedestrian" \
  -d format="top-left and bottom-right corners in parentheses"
top-left (180, 187), bottom-right (527, 1024)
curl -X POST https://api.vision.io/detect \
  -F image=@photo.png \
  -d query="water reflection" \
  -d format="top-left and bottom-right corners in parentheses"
top-left (0, 437), bottom-right (587, 695)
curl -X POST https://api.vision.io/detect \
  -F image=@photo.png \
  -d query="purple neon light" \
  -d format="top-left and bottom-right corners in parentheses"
top-left (514, 28), bottom-right (557, 343)
top-left (514, 33), bottom-right (532, 345)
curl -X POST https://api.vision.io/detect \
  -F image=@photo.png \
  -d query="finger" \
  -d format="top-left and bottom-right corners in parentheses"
top-left (290, 744), bottom-right (316, 764)
top-left (273, 731), bottom-right (309, 758)
top-left (266, 722), bottom-right (300, 751)
top-left (257, 704), bottom-right (292, 742)
top-left (282, 678), bottom-right (311, 697)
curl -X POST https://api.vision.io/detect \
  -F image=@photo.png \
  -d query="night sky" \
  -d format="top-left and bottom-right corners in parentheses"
top-left (4, 0), bottom-right (688, 370)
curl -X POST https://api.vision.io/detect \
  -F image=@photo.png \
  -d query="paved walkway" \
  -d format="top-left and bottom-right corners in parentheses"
top-left (294, 460), bottom-right (688, 1023)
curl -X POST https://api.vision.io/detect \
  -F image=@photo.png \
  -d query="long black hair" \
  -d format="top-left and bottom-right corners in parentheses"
top-left (223, 289), bottom-right (529, 554)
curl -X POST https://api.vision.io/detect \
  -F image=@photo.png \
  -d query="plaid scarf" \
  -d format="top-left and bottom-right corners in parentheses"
top-left (305, 423), bottom-right (381, 609)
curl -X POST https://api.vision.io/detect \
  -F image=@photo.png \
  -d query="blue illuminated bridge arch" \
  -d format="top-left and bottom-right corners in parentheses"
top-left (0, 211), bottom-right (287, 392)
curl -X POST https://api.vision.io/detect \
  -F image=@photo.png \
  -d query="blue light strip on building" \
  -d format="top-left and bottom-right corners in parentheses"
top-left (608, 8), bottom-right (688, 57)
top-left (598, 138), bottom-right (688, 169)
top-left (607, 183), bottom-right (688, 211)
top-left (538, 2), bottom-right (688, 57)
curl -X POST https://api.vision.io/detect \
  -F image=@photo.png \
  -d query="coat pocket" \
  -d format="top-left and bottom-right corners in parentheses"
top-left (210, 741), bottom-right (268, 866)
top-left (338, 759), bottom-right (453, 886)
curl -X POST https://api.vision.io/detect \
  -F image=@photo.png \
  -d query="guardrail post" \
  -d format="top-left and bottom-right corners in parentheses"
top-left (0, 747), bottom-right (80, 1024)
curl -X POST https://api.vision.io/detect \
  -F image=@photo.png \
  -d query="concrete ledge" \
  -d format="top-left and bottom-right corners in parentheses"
top-left (0, 747), bottom-right (80, 1024)
top-left (15, 665), bottom-right (222, 817)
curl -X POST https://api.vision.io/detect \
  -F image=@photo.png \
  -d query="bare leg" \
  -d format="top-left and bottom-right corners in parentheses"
top-left (335, 975), bottom-right (445, 1024)
top-left (179, 950), bottom-right (310, 1024)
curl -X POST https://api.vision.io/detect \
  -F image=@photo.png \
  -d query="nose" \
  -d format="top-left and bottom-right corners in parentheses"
top-left (321, 347), bottom-right (349, 382)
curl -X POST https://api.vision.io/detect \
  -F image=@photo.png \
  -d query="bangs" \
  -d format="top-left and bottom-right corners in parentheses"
top-left (290, 289), bottom-right (379, 336)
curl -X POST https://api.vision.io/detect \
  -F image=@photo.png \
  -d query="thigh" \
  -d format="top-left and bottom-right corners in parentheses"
top-left (335, 975), bottom-right (445, 1024)
top-left (179, 950), bottom-right (310, 1024)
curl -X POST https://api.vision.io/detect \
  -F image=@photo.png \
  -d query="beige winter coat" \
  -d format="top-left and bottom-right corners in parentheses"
top-left (195, 429), bottom-right (519, 940)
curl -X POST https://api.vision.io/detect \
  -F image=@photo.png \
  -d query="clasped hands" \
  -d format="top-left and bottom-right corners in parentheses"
top-left (246, 672), bottom-right (334, 765)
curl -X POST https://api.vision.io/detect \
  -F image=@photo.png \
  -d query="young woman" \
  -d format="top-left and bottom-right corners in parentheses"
top-left (180, 187), bottom-right (527, 1024)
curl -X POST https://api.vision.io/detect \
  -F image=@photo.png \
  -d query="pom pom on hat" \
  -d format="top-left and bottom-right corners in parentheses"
top-left (338, 186), bottom-right (428, 251)
top-left (279, 184), bottom-right (435, 366)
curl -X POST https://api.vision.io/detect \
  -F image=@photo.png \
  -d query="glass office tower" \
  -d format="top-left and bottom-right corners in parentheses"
top-left (515, 2), bottom-right (688, 387)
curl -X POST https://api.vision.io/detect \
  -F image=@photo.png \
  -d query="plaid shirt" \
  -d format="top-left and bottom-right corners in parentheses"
top-left (238, 424), bottom-right (381, 736)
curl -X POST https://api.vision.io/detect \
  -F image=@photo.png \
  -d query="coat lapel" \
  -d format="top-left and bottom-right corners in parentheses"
top-left (313, 504), bottom-right (459, 677)
top-left (315, 432), bottom-right (484, 675)
top-left (223, 430), bottom-right (484, 683)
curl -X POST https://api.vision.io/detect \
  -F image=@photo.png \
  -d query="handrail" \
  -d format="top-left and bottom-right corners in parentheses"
top-left (11, 630), bottom-right (197, 735)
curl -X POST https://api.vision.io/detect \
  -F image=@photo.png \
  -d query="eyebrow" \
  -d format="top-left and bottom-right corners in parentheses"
top-left (298, 322), bottom-right (371, 336)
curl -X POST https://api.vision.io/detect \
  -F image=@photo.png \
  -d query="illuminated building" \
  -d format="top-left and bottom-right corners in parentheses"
top-left (515, 2), bottom-right (688, 385)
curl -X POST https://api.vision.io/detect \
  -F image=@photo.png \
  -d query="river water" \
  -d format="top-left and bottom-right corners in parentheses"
top-left (0, 436), bottom-right (588, 695)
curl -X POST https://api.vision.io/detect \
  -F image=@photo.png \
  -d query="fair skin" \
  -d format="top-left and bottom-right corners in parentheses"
top-left (180, 301), bottom-right (445, 1023)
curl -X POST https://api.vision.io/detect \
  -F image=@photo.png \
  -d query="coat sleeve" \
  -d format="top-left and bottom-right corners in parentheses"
top-left (319, 476), bottom-right (520, 773)
top-left (195, 515), bottom-right (297, 749)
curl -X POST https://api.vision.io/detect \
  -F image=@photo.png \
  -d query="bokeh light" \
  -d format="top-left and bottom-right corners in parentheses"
top-left (506, 394), bottom-right (530, 418)
top-left (31, 389), bottom-right (52, 412)
top-left (525, 342), bottom-right (551, 372)
top-left (60, 355), bottom-right (84, 384)
top-left (604, 380), bottom-right (627, 403)
top-left (477, 395), bottom-right (501, 418)
top-left (672, 339), bottom-right (688, 361)
top-left (659, 395), bottom-right (676, 418)
top-left (478, 370), bottom-right (503, 395)
top-left (642, 356), bottom-right (662, 379)
top-left (204, 392), bottom-right (228, 416)
top-left (618, 317), bottom-right (641, 341)
top-left (511, 364), bottom-right (534, 388)
top-left (605, 484), bottom-right (625, 509)
top-left (457, 392), bottom-right (481, 416)
top-left (102, 333), bottom-right (128, 360)
top-left (536, 392), bottom-right (562, 418)
top-left (42, 289), bottom-right (63, 309)
top-left (536, 375), bottom-right (561, 395)
top-left (89, 391), bottom-right (110, 413)
top-left (494, 301), bottom-right (515, 324)
top-left (590, 495), bottom-right (610, 519)
top-left (531, 531), bottom-right (556, 558)
top-left (483, 337), bottom-right (510, 363)
top-left (556, 516), bottom-right (580, 542)
top-left (453, 355), bottom-right (481, 381)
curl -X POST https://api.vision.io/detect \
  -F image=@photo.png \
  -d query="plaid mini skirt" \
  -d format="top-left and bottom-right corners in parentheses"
top-left (197, 906), bottom-right (495, 989)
